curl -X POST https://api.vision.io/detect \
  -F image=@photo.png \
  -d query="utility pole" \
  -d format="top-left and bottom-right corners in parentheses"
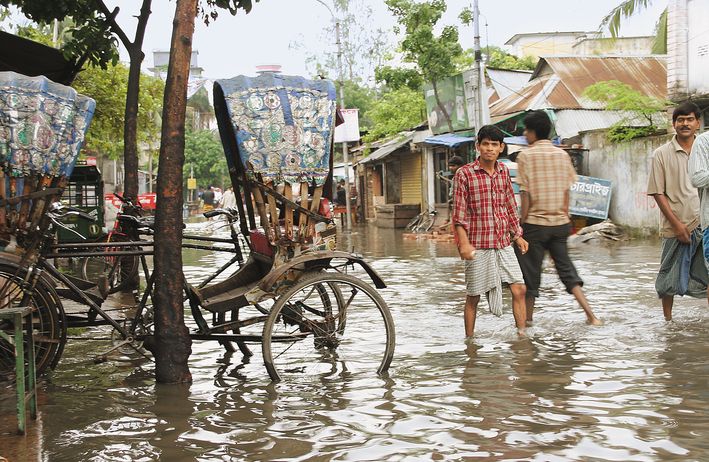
top-left (315, 0), bottom-right (352, 231)
top-left (335, 20), bottom-right (353, 231)
top-left (473, 0), bottom-right (489, 131)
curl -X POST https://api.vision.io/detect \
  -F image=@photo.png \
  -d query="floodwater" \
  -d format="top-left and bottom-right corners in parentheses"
top-left (3, 223), bottom-right (709, 461)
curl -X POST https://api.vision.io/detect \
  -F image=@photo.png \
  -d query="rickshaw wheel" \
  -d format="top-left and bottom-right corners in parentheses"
top-left (262, 272), bottom-right (395, 381)
top-left (0, 262), bottom-right (66, 379)
top-left (81, 234), bottom-right (140, 293)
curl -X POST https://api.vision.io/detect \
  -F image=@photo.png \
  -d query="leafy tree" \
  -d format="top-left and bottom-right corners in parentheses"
top-left (485, 46), bottom-right (537, 71)
top-left (342, 79), bottom-right (376, 130)
top-left (363, 87), bottom-right (425, 142)
top-left (386, 0), bottom-right (464, 133)
top-left (583, 80), bottom-right (669, 142)
top-left (184, 129), bottom-right (229, 189)
top-left (299, 0), bottom-right (389, 83)
top-left (72, 62), bottom-right (164, 160)
top-left (374, 65), bottom-right (423, 92)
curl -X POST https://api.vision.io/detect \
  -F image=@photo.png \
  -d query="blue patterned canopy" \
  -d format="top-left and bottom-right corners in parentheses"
top-left (214, 74), bottom-right (336, 186)
top-left (0, 71), bottom-right (95, 178)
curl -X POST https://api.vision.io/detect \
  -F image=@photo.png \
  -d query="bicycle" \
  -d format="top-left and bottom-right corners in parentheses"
top-left (405, 209), bottom-right (438, 233)
top-left (79, 192), bottom-right (144, 293)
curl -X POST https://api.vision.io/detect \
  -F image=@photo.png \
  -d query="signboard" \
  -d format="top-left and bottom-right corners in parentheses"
top-left (570, 175), bottom-right (612, 219)
top-left (334, 108), bottom-right (360, 143)
top-left (424, 74), bottom-right (470, 135)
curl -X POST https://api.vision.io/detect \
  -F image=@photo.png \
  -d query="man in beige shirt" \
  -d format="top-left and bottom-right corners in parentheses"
top-left (647, 101), bottom-right (708, 320)
top-left (515, 110), bottom-right (601, 325)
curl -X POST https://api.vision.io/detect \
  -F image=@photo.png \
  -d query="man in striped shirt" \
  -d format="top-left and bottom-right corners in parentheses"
top-left (453, 125), bottom-right (529, 339)
top-left (515, 110), bottom-right (601, 326)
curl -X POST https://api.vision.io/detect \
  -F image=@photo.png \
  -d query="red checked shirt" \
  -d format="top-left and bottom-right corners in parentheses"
top-left (452, 160), bottom-right (522, 249)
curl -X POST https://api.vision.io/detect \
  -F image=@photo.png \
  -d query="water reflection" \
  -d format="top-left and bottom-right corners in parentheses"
top-left (3, 223), bottom-right (709, 460)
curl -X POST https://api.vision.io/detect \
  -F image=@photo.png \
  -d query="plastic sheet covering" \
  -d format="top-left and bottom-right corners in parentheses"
top-left (0, 71), bottom-right (96, 178)
top-left (215, 74), bottom-right (336, 186)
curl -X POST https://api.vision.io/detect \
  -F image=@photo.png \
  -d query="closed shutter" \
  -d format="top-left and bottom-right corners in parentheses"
top-left (400, 153), bottom-right (422, 205)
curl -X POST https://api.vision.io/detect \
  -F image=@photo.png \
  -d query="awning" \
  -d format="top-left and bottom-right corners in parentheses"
top-left (504, 136), bottom-right (563, 146)
top-left (423, 133), bottom-right (475, 148)
top-left (359, 132), bottom-right (414, 164)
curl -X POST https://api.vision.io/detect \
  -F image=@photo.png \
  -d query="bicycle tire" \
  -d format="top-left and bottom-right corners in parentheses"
top-left (0, 261), bottom-right (66, 377)
top-left (262, 272), bottom-right (395, 381)
top-left (81, 234), bottom-right (140, 293)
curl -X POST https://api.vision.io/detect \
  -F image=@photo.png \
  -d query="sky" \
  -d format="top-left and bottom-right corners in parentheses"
top-left (105, 0), bottom-right (668, 81)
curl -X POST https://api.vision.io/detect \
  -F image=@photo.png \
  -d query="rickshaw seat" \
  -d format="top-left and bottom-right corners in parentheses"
top-left (196, 252), bottom-right (274, 313)
top-left (248, 229), bottom-right (274, 257)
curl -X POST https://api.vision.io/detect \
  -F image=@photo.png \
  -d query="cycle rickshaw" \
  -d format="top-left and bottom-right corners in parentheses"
top-left (0, 71), bottom-right (395, 381)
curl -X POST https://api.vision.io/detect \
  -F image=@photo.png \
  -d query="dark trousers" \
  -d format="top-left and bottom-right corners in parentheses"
top-left (515, 222), bottom-right (583, 298)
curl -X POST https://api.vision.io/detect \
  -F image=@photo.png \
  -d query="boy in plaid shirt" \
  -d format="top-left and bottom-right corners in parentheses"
top-left (453, 125), bottom-right (529, 339)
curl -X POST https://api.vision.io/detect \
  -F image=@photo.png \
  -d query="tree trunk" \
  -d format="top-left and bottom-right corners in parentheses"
top-left (106, 0), bottom-right (152, 201)
top-left (432, 80), bottom-right (454, 133)
top-left (150, 0), bottom-right (197, 384)
top-left (123, 53), bottom-right (143, 201)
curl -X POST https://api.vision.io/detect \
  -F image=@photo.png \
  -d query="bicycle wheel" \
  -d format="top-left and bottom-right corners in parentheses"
top-left (81, 234), bottom-right (140, 293)
top-left (405, 213), bottom-right (423, 232)
top-left (262, 272), bottom-right (395, 381)
top-left (0, 262), bottom-right (66, 378)
top-left (415, 215), bottom-right (434, 233)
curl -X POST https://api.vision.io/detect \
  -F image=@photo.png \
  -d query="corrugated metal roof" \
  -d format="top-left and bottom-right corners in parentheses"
top-left (358, 132), bottom-right (414, 164)
top-left (486, 68), bottom-right (532, 100)
top-left (490, 55), bottom-right (667, 117)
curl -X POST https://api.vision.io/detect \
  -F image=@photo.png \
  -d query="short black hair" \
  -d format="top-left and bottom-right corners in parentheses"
top-left (448, 155), bottom-right (465, 167)
top-left (476, 125), bottom-right (505, 143)
top-left (672, 101), bottom-right (701, 123)
top-left (523, 110), bottom-right (552, 140)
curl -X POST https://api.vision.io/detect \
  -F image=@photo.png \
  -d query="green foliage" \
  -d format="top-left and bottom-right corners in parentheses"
top-left (374, 65), bottom-right (423, 91)
top-left (583, 80), bottom-right (668, 142)
top-left (200, 0), bottom-right (259, 23)
top-left (363, 87), bottom-right (425, 142)
top-left (486, 46), bottom-right (537, 70)
top-left (599, 0), bottom-right (654, 38)
top-left (386, 0), bottom-right (464, 132)
top-left (386, 0), bottom-right (462, 84)
top-left (72, 63), bottom-right (164, 159)
top-left (652, 8), bottom-right (667, 54)
top-left (184, 129), bottom-right (229, 189)
top-left (342, 80), bottom-right (376, 129)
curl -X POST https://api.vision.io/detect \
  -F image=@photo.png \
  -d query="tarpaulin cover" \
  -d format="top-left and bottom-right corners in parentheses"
top-left (423, 133), bottom-right (476, 148)
top-left (0, 31), bottom-right (78, 85)
top-left (214, 74), bottom-right (336, 186)
top-left (0, 71), bottom-right (96, 178)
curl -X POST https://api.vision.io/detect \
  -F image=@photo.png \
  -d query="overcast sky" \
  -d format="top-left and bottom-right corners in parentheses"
top-left (106, 0), bottom-right (668, 80)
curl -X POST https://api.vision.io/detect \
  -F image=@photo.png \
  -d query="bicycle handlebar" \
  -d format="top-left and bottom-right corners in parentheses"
top-left (203, 207), bottom-right (237, 220)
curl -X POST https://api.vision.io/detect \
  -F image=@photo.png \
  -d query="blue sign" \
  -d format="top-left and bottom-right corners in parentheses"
top-left (570, 175), bottom-right (612, 219)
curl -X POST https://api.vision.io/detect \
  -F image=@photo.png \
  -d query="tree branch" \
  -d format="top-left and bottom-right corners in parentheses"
top-left (95, 0), bottom-right (132, 49)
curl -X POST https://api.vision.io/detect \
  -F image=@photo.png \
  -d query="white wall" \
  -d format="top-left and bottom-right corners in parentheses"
top-left (687, 0), bottom-right (709, 98)
top-left (582, 131), bottom-right (671, 233)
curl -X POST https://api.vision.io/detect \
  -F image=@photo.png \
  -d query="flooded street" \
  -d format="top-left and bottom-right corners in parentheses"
top-left (3, 224), bottom-right (709, 461)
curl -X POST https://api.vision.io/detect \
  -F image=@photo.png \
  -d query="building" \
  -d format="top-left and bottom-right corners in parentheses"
top-left (667, 0), bottom-right (709, 126)
top-left (489, 55), bottom-right (667, 143)
top-left (571, 36), bottom-right (654, 56)
top-left (505, 31), bottom-right (595, 60)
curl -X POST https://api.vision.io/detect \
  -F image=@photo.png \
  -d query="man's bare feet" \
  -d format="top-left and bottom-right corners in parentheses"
top-left (587, 317), bottom-right (603, 326)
